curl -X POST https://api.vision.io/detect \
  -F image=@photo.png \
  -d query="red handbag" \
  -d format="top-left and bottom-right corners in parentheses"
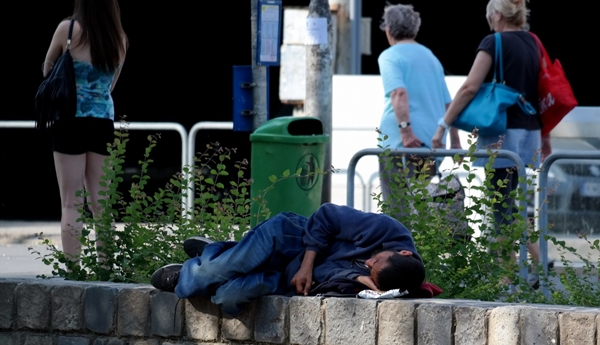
top-left (530, 32), bottom-right (578, 137)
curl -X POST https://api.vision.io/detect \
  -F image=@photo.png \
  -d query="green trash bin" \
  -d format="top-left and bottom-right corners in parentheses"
top-left (250, 116), bottom-right (329, 225)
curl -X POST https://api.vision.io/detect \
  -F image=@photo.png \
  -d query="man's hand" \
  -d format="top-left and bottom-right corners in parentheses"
top-left (291, 250), bottom-right (317, 296)
top-left (356, 275), bottom-right (380, 291)
top-left (291, 266), bottom-right (314, 295)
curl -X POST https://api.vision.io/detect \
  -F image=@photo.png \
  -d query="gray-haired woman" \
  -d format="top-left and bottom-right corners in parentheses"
top-left (377, 3), bottom-right (461, 219)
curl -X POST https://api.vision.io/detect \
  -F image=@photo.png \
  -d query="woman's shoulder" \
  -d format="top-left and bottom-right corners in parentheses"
top-left (479, 33), bottom-right (497, 44)
top-left (55, 19), bottom-right (74, 31)
top-left (477, 33), bottom-right (497, 52)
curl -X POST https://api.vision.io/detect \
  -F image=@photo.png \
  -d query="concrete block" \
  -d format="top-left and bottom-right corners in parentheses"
top-left (454, 306), bottom-right (488, 345)
top-left (521, 308), bottom-right (558, 345)
top-left (117, 287), bottom-right (152, 337)
top-left (93, 338), bottom-right (125, 345)
top-left (325, 298), bottom-right (378, 345)
top-left (289, 297), bottom-right (323, 345)
top-left (0, 281), bottom-right (18, 329)
top-left (279, 44), bottom-right (306, 102)
top-left (85, 286), bottom-right (118, 334)
top-left (151, 291), bottom-right (182, 337)
top-left (255, 296), bottom-right (289, 344)
top-left (559, 312), bottom-right (597, 345)
top-left (16, 283), bottom-right (52, 330)
top-left (165, 343), bottom-right (228, 345)
top-left (377, 300), bottom-right (416, 345)
top-left (282, 8), bottom-right (308, 45)
top-left (0, 332), bottom-right (20, 345)
top-left (130, 340), bottom-right (159, 345)
top-left (23, 334), bottom-right (54, 345)
top-left (185, 296), bottom-right (220, 341)
top-left (417, 303), bottom-right (453, 345)
top-left (222, 302), bottom-right (255, 341)
top-left (58, 336), bottom-right (91, 345)
top-left (52, 285), bottom-right (85, 331)
top-left (488, 306), bottom-right (521, 345)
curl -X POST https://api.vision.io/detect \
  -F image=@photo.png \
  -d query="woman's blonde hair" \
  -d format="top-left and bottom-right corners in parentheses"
top-left (486, 0), bottom-right (529, 30)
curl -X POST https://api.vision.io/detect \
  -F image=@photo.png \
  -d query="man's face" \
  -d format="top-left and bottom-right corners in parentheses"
top-left (365, 250), bottom-right (414, 288)
top-left (365, 251), bottom-right (395, 287)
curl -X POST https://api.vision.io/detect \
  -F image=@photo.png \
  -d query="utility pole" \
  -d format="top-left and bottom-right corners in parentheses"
top-left (305, 0), bottom-right (333, 204)
top-left (251, 0), bottom-right (269, 130)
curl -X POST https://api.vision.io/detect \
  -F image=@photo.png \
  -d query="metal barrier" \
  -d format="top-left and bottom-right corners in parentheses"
top-left (1, 120), bottom-right (189, 213)
top-left (536, 150), bottom-right (600, 299)
top-left (186, 122), bottom-right (234, 216)
top-left (0, 121), bottom-right (188, 172)
top-left (346, 147), bottom-right (531, 280)
top-left (337, 169), bottom-right (368, 211)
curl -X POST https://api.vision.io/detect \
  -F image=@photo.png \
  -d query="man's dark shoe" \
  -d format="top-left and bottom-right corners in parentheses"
top-left (183, 236), bottom-right (214, 258)
top-left (151, 264), bottom-right (182, 292)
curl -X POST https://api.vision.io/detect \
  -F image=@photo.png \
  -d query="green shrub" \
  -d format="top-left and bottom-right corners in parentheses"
top-left (31, 122), bottom-right (598, 306)
top-left (376, 130), bottom-right (599, 306)
top-left (31, 121), bottom-right (319, 283)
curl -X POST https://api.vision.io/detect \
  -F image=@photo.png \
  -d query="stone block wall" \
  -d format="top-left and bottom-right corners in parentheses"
top-left (1, 278), bottom-right (598, 345)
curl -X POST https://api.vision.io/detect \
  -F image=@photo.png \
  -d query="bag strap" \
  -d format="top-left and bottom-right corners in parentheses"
top-left (529, 32), bottom-right (549, 71)
top-left (66, 19), bottom-right (75, 50)
top-left (493, 32), bottom-right (504, 83)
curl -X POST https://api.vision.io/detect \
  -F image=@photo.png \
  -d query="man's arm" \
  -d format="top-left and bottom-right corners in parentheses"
top-left (290, 250), bottom-right (317, 295)
top-left (391, 88), bottom-right (421, 148)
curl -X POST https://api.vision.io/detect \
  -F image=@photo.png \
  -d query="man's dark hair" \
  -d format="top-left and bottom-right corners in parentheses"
top-left (377, 252), bottom-right (426, 292)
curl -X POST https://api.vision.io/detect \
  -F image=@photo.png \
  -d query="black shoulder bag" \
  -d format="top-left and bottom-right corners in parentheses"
top-left (35, 19), bottom-right (77, 131)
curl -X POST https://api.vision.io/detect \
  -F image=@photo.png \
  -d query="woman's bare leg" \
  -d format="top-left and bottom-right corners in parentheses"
top-left (84, 152), bottom-right (111, 260)
top-left (54, 152), bottom-right (87, 261)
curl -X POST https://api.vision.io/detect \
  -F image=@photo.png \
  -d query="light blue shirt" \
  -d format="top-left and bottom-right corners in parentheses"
top-left (378, 43), bottom-right (451, 151)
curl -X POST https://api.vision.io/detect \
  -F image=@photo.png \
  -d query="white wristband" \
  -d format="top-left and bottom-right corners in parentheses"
top-left (437, 117), bottom-right (450, 129)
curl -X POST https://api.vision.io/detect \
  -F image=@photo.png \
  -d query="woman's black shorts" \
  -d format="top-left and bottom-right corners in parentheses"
top-left (52, 117), bottom-right (115, 155)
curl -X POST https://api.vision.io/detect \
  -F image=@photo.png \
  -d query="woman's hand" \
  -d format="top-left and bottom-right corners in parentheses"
top-left (401, 128), bottom-right (423, 148)
top-left (431, 126), bottom-right (447, 149)
top-left (541, 135), bottom-right (552, 162)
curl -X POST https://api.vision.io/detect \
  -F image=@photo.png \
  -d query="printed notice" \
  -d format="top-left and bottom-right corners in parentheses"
top-left (306, 17), bottom-right (327, 45)
top-left (259, 5), bottom-right (280, 63)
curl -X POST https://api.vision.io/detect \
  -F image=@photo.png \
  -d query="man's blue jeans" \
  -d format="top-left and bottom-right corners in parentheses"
top-left (175, 212), bottom-right (307, 315)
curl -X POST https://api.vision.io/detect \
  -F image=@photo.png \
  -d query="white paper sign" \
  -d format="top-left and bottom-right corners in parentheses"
top-left (305, 17), bottom-right (327, 45)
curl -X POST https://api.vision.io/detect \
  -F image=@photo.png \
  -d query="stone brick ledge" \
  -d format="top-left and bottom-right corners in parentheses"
top-left (1, 278), bottom-right (598, 345)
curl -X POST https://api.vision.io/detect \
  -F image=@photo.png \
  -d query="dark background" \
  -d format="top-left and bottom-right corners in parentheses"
top-left (1, 1), bottom-right (597, 220)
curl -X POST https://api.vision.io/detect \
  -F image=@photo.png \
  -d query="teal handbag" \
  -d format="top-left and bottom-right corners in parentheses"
top-left (453, 33), bottom-right (536, 136)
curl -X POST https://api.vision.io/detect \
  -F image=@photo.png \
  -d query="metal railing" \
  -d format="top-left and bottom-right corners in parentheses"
top-left (0, 121), bottom-right (188, 172)
top-left (345, 147), bottom-right (531, 281)
top-left (1, 120), bottom-right (189, 212)
top-left (185, 122), bottom-right (234, 215)
top-left (536, 150), bottom-right (600, 299)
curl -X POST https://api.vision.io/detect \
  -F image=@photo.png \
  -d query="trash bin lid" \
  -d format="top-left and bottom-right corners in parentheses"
top-left (250, 116), bottom-right (330, 144)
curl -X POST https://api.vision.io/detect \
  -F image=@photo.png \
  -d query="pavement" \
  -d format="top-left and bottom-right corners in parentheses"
top-left (0, 221), bottom-right (62, 279)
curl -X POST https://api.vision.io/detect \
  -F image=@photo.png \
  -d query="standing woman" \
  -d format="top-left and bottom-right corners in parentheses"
top-left (42, 0), bottom-right (128, 260)
top-left (431, 0), bottom-right (549, 281)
